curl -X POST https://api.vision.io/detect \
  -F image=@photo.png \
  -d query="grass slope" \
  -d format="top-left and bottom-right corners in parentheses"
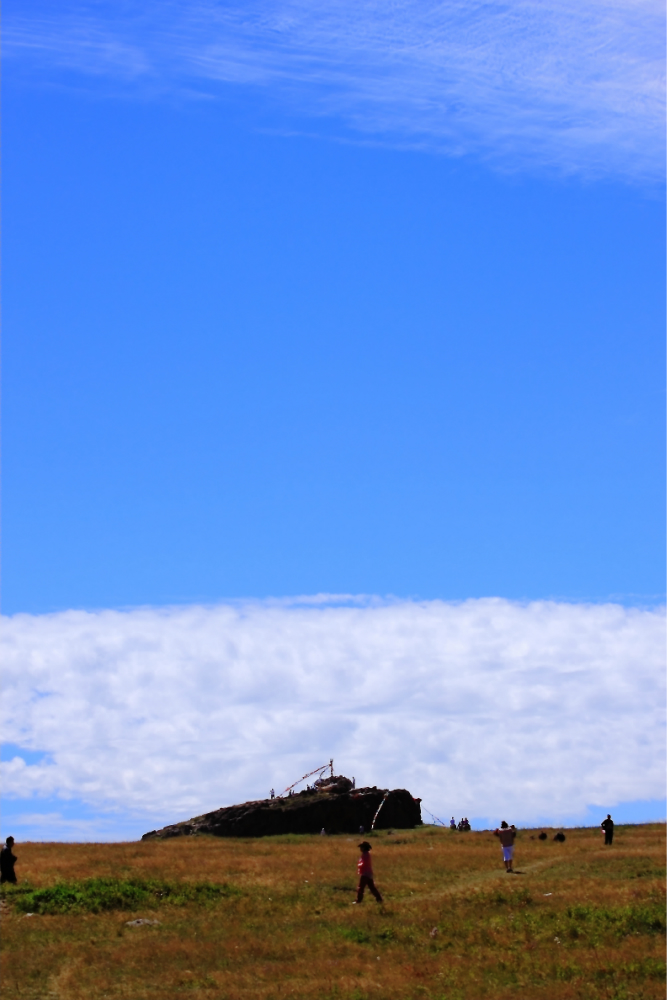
top-left (1, 823), bottom-right (664, 1000)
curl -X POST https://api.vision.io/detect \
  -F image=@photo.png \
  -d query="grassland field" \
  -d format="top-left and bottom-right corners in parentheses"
top-left (1, 822), bottom-right (664, 1001)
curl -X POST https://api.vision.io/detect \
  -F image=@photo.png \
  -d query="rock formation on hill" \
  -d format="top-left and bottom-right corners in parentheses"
top-left (142, 778), bottom-right (421, 840)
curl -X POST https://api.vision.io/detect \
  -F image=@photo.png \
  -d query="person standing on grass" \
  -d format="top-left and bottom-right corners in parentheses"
top-left (354, 841), bottom-right (383, 904)
top-left (494, 821), bottom-right (517, 872)
top-left (601, 814), bottom-right (614, 845)
top-left (0, 837), bottom-right (17, 884)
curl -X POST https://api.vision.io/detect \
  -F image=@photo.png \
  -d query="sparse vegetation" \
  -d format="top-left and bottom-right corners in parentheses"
top-left (4, 877), bottom-right (238, 915)
top-left (1, 823), bottom-right (664, 999)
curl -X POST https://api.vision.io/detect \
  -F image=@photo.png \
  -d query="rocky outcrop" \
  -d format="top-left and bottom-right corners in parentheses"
top-left (142, 785), bottom-right (421, 840)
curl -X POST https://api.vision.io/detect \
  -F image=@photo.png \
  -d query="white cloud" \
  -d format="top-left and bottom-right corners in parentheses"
top-left (5, 1), bottom-right (664, 180)
top-left (2, 597), bottom-right (664, 836)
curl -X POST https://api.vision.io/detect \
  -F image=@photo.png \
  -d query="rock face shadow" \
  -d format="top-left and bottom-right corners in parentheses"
top-left (142, 779), bottom-right (422, 840)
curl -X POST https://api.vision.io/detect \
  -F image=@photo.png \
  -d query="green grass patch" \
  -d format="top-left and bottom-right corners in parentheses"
top-left (560, 902), bottom-right (666, 936)
top-left (334, 924), bottom-right (398, 946)
top-left (338, 926), bottom-right (373, 944)
top-left (0, 877), bottom-right (239, 915)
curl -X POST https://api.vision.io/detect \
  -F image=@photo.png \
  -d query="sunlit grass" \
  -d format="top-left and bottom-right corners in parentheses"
top-left (1, 823), bottom-right (664, 999)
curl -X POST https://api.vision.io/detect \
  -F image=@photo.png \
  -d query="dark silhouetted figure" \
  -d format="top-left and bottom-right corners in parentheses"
top-left (538, 832), bottom-right (548, 841)
top-left (601, 814), bottom-right (614, 845)
top-left (0, 837), bottom-right (17, 884)
top-left (553, 832), bottom-right (566, 842)
top-left (354, 841), bottom-right (383, 904)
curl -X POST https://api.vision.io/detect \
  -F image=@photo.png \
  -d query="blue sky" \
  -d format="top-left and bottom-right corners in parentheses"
top-left (2, 0), bottom-right (665, 839)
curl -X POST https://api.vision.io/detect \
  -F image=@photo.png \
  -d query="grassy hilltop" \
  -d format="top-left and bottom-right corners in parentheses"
top-left (1, 822), bottom-right (664, 1000)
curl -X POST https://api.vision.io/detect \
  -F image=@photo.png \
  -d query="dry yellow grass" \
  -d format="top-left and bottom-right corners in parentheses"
top-left (1, 822), bottom-right (664, 1000)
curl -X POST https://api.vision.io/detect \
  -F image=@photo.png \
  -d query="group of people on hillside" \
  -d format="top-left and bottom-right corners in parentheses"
top-left (492, 814), bottom-right (615, 873)
top-left (0, 812), bottom-right (617, 902)
top-left (358, 810), bottom-right (618, 895)
top-left (450, 816), bottom-right (471, 831)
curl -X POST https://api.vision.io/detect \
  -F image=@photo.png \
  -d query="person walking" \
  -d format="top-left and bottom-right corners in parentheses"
top-left (0, 837), bottom-right (17, 884)
top-left (354, 841), bottom-right (383, 903)
top-left (601, 814), bottom-right (614, 845)
top-left (494, 821), bottom-right (517, 872)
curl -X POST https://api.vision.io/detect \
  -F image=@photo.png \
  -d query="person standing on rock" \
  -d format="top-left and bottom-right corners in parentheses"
top-left (354, 841), bottom-right (383, 904)
top-left (494, 822), bottom-right (517, 872)
top-left (0, 837), bottom-right (17, 884)
top-left (601, 814), bottom-right (614, 845)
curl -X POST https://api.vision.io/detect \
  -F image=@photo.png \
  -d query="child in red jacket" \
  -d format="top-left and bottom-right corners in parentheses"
top-left (354, 841), bottom-right (383, 903)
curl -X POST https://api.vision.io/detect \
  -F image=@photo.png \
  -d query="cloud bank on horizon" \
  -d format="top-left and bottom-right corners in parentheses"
top-left (6, 0), bottom-right (664, 181)
top-left (2, 597), bottom-right (664, 838)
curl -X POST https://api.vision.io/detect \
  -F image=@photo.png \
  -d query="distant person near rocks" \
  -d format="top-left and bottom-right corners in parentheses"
top-left (601, 814), bottom-right (614, 845)
top-left (0, 837), bottom-right (17, 884)
top-left (450, 817), bottom-right (457, 829)
top-left (354, 841), bottom-right (383, 904)
top-left (494, 821), bottom-right (517, 872)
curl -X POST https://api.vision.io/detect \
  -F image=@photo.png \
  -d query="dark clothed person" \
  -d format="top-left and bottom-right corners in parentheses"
top-left (355, 841), bottom-right (383, 903)
top-left (1, 839), bottom-right (17, 884)
top-left (601, 815), bottom-right (614, 845)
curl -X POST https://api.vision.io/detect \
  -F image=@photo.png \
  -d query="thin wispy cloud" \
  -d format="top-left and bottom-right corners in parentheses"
top-left (6, 0), bottom-right (664, 180)
top-left (2, 597), bottom-right (664, 838)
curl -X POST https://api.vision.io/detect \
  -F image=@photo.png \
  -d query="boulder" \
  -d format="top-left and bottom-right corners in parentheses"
top-left (142, 785), bottom-right (421, 840)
